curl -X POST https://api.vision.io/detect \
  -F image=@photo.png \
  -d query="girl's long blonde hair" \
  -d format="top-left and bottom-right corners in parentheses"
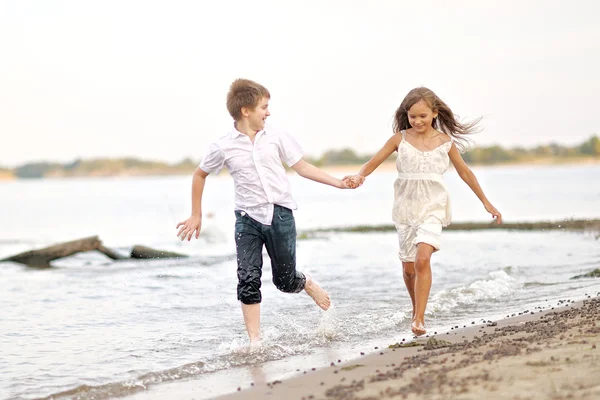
top-left (393, 87), bottom-right (480, 152)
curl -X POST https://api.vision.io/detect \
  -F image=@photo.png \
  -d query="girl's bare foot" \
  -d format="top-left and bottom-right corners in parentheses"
top-left (248, 339), bottom-right (262, 353)
top-left (304, 275), bottom-right (331, 310)
top-left (411, 319), bottom-right (426, 336)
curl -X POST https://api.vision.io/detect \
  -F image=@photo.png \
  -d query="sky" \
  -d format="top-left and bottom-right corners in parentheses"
top-left (1, 0), bottom-right (599, 167)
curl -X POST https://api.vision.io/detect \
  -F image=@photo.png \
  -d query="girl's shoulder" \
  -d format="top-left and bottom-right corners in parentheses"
top-left (390, 130), bottom-right (404, 140)
top-left (391, 130), bottom-right (405, 147)
top-left (395, 129), bottom-right (410, 141)
top-left (437, 131), bottom-right (452, 144)
top-left (434, 132), bottom-right (453, 152)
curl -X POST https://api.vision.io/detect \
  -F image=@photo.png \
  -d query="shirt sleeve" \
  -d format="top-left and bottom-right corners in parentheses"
top-left (277, 131), bottom-right (304, 167)
top-left (198, 143), bottom-right (225, 175)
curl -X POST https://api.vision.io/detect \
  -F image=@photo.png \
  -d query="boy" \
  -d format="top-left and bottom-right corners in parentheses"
top-left (176, 78), bottom-right (355, 345)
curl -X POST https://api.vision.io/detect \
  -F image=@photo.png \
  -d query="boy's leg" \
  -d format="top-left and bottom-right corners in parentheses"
top-left (304, 275), bottom-right (331, 310)
top-left (242, 303), bottom-right (261, 345)
top-left (234, 211), bottom-right (265, 343)
top-left (264, 206), bottom-right (330, 310)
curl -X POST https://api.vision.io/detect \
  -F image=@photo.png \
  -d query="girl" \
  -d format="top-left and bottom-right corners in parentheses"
top-left (344, 87), bottom-right (502, 336)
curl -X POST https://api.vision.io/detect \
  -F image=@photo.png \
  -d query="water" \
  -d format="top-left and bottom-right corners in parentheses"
top-left (1, 164), bottom-right (599, 400)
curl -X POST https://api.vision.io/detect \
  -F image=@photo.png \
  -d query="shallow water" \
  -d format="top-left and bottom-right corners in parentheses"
top-left (1, 164), bottom-right (599, 400)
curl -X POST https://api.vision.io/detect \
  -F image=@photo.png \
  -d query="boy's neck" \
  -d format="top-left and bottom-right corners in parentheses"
top-left (234, 120), bottom-right (258, 137)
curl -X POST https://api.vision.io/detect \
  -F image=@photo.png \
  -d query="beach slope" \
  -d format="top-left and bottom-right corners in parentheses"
top-left (219, 297), bottom-right (600, 400)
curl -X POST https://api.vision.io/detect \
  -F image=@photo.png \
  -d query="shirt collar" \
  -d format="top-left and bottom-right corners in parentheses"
top-left (230, 123), bottom-right (266, 139)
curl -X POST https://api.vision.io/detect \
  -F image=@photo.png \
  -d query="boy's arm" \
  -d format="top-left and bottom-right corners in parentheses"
top-left (176, 167), bottom-right (209, 240)
top-left (291, 159), bottom-right (349, 188)
top-left (448, 143), bottom-right (502, 224)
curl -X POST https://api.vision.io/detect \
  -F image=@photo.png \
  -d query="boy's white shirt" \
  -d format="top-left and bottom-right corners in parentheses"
top-left (199, 124), bottom-right (303, 225)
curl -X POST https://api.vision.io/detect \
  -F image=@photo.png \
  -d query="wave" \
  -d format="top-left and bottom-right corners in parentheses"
top-left (427, 269), bottom-right (521, 315)
top-left (35, 306), bottom-right (410, 400)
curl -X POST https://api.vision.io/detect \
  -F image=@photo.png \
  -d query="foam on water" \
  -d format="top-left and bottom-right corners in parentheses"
top-left (428, 269), bottom-right (522, 314)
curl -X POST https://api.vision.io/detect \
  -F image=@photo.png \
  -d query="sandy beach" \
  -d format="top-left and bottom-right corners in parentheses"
top-left (211, 297), bottom-right (600, 400)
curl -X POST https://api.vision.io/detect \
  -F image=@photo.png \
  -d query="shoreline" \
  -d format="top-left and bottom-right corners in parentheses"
top-left (1, 157), bottom-right (598, 181)
top-left (216, 296), bottom-right (600, 400)
top-left (120, 295), bottom-right (600, 400)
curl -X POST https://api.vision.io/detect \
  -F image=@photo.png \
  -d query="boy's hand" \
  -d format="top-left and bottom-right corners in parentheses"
top-left (484, 202), bottom-right (502, 224)
top-left (176, 215), bottom-right (202, 241)
top-left (335, 178), bottom-right (353, 189)
top-left (342, 174), bottom-right (365, 189)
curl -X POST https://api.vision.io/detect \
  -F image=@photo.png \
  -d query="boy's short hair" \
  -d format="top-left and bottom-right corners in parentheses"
top-left (226, 79), bottom-right (271, 121)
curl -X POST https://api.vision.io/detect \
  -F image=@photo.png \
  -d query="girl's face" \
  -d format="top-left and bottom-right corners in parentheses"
top-left (408, 100), bottom-right (438, 134)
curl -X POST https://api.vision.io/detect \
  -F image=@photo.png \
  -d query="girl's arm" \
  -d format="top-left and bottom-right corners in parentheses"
top-left (345, 134), bottom-right (401, 186)
top-left (448, 143), bottom-right (503, 224)
top-left (359, 134), bottom-right (401, 177)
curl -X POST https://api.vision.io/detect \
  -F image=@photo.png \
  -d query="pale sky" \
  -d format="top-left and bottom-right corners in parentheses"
top-left (1, 0), bottom-right (599, 167)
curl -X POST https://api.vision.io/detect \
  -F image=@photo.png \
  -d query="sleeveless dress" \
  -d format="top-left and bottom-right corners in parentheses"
top-left (392, 130), bottom-right (452, 261)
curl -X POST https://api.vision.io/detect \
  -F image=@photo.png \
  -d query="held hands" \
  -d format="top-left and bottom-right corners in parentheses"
top-left (341, 174), bottom-right (365, 189)
top-left (176, 215), bottom-right (202, 241)
top-left (484, 202), bottom-right (503, 224)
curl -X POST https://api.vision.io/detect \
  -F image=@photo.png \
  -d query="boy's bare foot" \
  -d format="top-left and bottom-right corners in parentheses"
top-left (411, 320), bottom-right (426, 336)
top-left (304, 275), bottom-right (331, 310)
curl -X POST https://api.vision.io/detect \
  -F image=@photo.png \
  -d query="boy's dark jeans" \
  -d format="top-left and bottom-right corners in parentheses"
top-left (234, 205), bottom-right (306, 304)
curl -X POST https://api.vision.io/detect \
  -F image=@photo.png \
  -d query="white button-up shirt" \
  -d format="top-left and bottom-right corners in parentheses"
top-left (199, 125), bottom-right (303, 225)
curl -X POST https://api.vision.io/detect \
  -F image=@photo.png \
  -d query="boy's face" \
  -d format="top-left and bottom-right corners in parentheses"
top-left (244, 97), bottom-right (270, 131)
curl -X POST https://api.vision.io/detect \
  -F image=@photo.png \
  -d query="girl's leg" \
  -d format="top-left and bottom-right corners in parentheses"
top-left (401, 261), bottom-right (417, 319)
top-left (412, 243), bottom-right (435, 336)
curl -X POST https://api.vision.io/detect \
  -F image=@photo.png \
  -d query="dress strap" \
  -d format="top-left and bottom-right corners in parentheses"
top-left (401, 130), bottom-right (406, 140)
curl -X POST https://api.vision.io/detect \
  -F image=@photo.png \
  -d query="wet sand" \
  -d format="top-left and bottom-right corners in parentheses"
top-left (214, 296), bottom-right (600, 400)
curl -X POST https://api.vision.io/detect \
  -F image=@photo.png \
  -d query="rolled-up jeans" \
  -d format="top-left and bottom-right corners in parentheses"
top-left (234, 205), bottom-right (306, 304)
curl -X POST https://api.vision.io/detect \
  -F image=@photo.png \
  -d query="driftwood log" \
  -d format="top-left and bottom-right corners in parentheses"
top-left (1, 236), bottom-right (186, 268)
top-left (1, 236), bottom-right (125, 268)
top-left (130, 245), bottom-right (187, 260)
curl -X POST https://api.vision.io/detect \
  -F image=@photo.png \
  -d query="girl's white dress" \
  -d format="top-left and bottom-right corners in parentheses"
top-left (392, 130), bottom-right (452, 261)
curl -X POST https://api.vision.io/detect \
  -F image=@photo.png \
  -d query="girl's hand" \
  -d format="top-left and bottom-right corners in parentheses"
top-left (342, 175), bottom-right (365, 189)
top-left (484, 202), bottom-right (502, 224)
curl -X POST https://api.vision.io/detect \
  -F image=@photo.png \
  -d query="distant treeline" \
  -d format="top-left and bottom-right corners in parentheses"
top-left (2, 135), bottom-right (599, 179)
top-left (5, 158), bottom-right (198, 179)
top-left (307, 135), bottom-right (600, 167)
